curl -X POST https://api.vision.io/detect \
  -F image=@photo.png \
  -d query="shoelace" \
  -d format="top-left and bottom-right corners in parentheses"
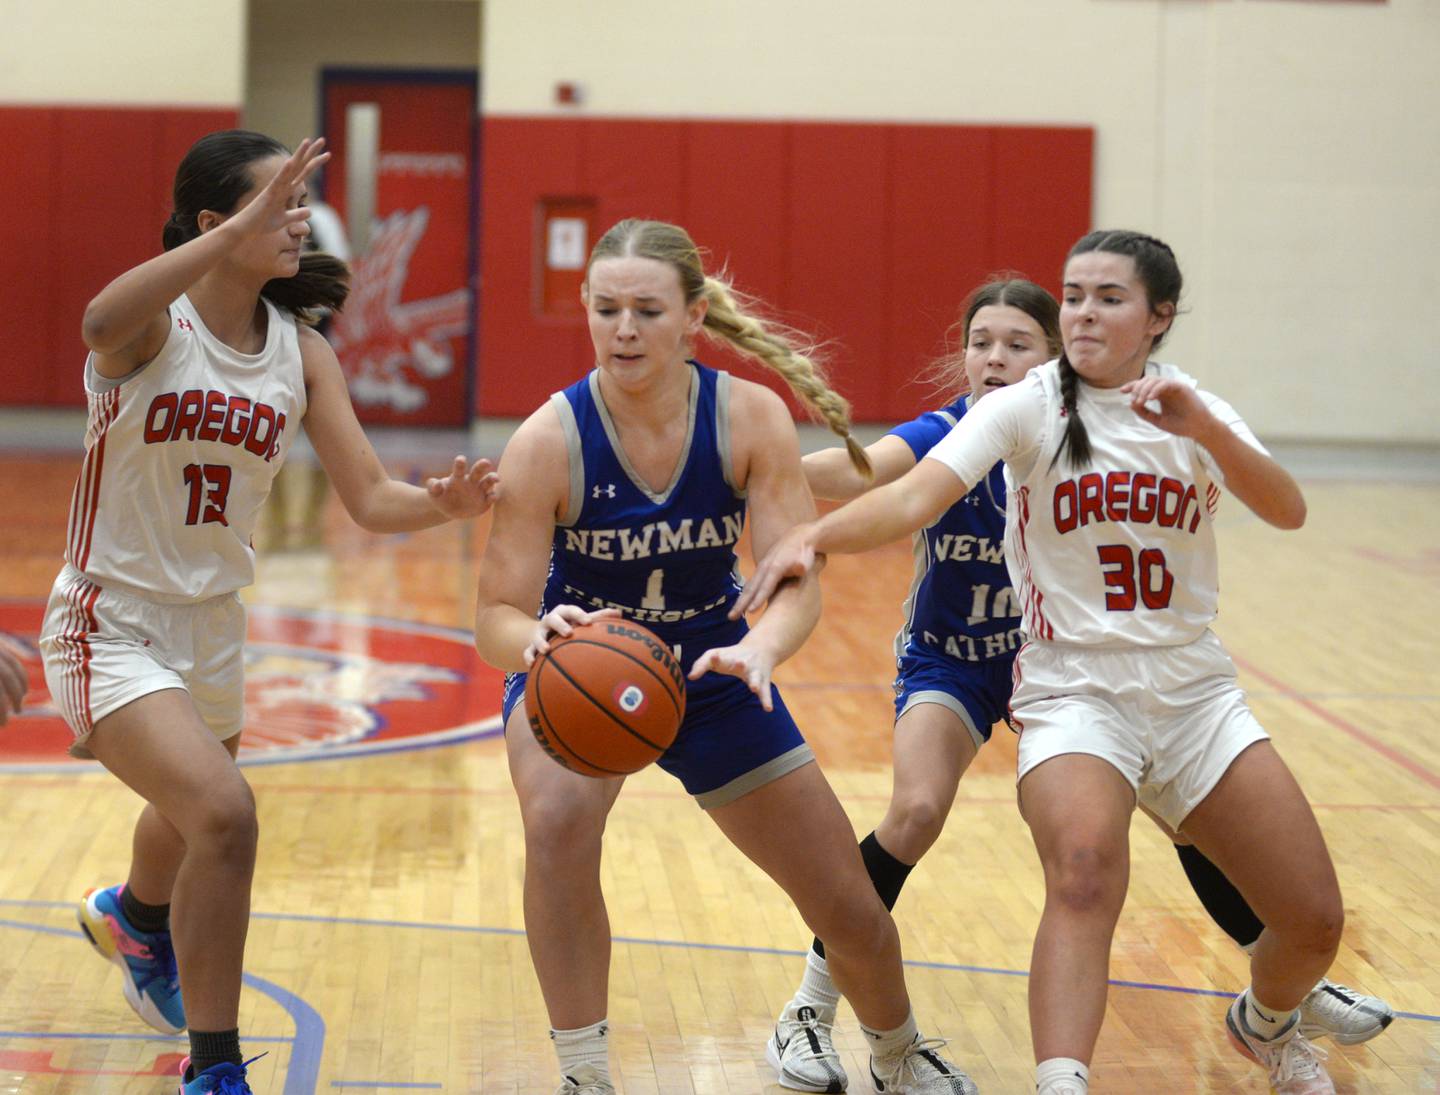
top-left (198, 1054), bottom-right (267, 1094)
top-left (132, 931), bottom-right (179, 995)
top-left (1275, 1035), bottom-right (1328, 1082)
top-left (885, 1035), bottom-right (954, 1080)
top-left (784, 1010), bottom-right (840, 1063)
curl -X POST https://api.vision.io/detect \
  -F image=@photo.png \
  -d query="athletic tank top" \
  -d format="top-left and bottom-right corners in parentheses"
top-left (64, 294), bottom-right (306, 602)
top-left (927, 360), bottom-right (1264, 647)
top-left (542, 362), bottom-right (748, 659)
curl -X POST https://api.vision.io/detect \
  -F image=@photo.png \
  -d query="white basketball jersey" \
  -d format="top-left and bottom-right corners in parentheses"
top-left (64, 294), bottom-right (307, 601)
top-left (926, 360), bottom-right (1266, 647)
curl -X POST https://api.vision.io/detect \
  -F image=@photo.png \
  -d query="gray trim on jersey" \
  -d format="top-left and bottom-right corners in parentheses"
top-left (588, 367), bottom-right (698, 505)
top-left (896, 690), bottom-right (986, 752)
top-left (549, 391), bottom-right (587, 527)
top-left (714, 370), bottom-right (746, 498)
top-left (693, 743), bottom-right (815, 810)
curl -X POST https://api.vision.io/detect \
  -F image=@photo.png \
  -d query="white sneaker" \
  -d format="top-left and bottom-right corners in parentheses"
top-left (1299, 978), bottom-right (1395, 1045)
top-left (768, 1003), bottom-right (848, 1092)
top-left (1225, 993), bottom-right (1334, 1095)
top-left (554, 1065), bottom-right (615, 1095)
top-left (869, 1035), bottom-right (978, 1094)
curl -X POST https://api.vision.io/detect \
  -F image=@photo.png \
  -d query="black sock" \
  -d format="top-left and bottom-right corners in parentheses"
top-left (187, 1029), bottom-right (243, 1077)
top-left (812, 831), bottom-right (915, 960)
top-left (120, 886), bottom-right (170, 935)
top-left (1175, 843), bottom-right (1263, 948)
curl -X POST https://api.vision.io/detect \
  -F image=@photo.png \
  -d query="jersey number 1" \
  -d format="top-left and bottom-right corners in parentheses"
top-left (1096, 544), bottom-right (1173, 611)
top-left (183, 463), bottom-right (232, 526)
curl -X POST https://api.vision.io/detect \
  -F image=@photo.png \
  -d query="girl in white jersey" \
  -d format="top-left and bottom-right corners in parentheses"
top-left (40, 130), bottom-right (498, 1095)
top-left (736, 231), bottom-right (1344, 1095)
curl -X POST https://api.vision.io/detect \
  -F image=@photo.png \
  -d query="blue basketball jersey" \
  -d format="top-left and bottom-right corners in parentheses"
top-left (888, 396), bottom-right (1022, 664)
top-left (541, 362), bottom-right (748, 663)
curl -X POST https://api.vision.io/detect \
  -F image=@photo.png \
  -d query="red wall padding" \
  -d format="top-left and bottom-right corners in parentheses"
top-left (477, 117), bottom-right (1092, 423)
top-left (0, 105), bottom-right (239, 407)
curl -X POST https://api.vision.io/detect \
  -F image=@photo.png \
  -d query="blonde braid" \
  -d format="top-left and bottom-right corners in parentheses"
top-left (700, 276), bottom-right (872, 479)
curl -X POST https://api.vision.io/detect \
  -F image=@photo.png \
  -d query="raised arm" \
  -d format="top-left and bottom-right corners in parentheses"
top-left (301, 327), bottom-right (497, 532)
top-left (82, 139), bottom-right (329, 379)
top-left (803, 434), bottom-right (917, 500)
top-left (1124, 375), bottom-right (1306, 530)
top-left (731, 457), bottom-right (970, 619)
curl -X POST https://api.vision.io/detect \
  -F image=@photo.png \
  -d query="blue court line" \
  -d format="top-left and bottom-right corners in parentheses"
top-left (330, 1083), bottom-right (442, 1090)
top-left (4, 900), bottom-right (1437, 1025)
top-left (0, 916), bottom-right (324, 1094)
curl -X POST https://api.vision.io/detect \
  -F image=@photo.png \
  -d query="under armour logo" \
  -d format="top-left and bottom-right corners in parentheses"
top-left (177, 317), bottom-right (193, 332)
top-left (592, 483), bottom-right (616, 498)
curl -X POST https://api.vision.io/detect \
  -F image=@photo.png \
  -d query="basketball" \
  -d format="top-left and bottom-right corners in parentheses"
top-left (525, 619), bottom-right (686, 777)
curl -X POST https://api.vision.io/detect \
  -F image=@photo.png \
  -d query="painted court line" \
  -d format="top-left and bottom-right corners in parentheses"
top-left (1233, 654), bottom-right (1440, 790)
top-left (6, 899), bottom-right (1430, 1025)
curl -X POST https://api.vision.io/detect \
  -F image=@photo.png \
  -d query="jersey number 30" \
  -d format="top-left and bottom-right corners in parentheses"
top-left (1096, 544), bottom-right (1173, 611)
top-left (183, 463), bottom-right (232, 526)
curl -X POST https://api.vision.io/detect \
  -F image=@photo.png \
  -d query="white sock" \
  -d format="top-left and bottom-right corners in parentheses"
top-left (861, 1010), bottom-right (918, 1074)
top-left (1243, 990), bottom-right (1299, 1041)
top-left (790, 949), bottom-right (841, 1016)
top-left (1036, 1057), bottom-right (1089, 1093)
top-left (551, 1019), bottom-right (611, 1082)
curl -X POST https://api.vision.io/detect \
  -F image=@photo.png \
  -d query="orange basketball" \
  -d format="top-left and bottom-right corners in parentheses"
top-left (525, 619), bottom-right (686, 777)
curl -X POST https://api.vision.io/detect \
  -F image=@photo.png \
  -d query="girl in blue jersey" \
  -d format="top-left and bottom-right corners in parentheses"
top-left (473, 219), bottom-right (977, 1095)
top-left (766, 278), bottom-right (1391, 1094)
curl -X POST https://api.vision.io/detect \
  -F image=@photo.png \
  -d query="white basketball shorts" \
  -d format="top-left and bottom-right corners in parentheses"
top-left (1010, 629), bottom-right (1269, 830)
top-left (39, 565), bottom-right (246, 758)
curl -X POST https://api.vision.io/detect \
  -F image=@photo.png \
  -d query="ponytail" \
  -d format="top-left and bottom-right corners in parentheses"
top-left (587, 218), bottom-right (871, 479)
top-left (1048, 353), bottom-right (1093, 472)
top-left (699, 276), bottom-right (872, 479)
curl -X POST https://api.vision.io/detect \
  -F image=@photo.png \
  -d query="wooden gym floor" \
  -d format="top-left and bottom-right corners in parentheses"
top-left (0, 442), bottom-right (1436, 1094)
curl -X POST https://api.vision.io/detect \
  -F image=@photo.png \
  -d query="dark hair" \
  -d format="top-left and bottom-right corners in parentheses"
top-left (1052, 229), bottom-right (1183, 470)
top-left (163, 129), bottom-right (349, 324)
top-left (923, 276), bottom-right (1061, 399)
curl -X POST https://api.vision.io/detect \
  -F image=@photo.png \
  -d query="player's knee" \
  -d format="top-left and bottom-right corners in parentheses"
top-left (1276, 889), bottom-right (1344, 956)
top-left (886, 793), bottom-right (946, 858)
top-left (186, 780), bottom-right (259, 864)
top-left (521, 791), bottom-right (607, 860)
top-left (1044, 843), bottom-right (1126, 917)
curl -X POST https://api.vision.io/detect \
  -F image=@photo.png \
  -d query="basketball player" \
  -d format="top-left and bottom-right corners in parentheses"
top-left (474, 219), bottom-right (978, 1095)
top-left (735, 231), bottom-right (1350, 1094)
top-left (767, 278), bottom-right (1392, 1092)
top-left (39, 130), bottom-right (498, 1095)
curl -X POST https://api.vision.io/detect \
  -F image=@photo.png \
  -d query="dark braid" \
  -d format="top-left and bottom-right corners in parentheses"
top-left (1051, 229), bottom-right (1184, 471)
top-left (1050, 352), bottom-right (1094, 471)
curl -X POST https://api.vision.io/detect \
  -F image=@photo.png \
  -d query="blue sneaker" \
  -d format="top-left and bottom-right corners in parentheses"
top-left (178, 1055), bottom-right (262, 1094)
top-left (77, 885), bottom-right (185, 1033)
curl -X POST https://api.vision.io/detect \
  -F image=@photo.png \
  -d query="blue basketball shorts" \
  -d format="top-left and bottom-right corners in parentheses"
top-left (892, 643), bottom-right (1017, 751)
top-left (503, 664), bottom-right (812, 809)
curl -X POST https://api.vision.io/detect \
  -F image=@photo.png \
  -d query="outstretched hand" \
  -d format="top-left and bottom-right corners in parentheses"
top-left (728, 522), bottom-right (820, 619)
top-left (1123, 376), bottom-right (1218, 441)
top-left (688, 643), bottom-right (777, 711)
top-left (226, 137), bottom-right (331, 241)
top-left (427, 455), bottom-right (500, 519)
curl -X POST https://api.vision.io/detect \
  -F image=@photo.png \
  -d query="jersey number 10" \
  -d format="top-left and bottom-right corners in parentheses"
top-left (1096, 544), bottom-right (1174, 611)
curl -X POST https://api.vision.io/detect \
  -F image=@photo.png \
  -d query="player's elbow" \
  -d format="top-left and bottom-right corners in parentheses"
top-left (80, 301), bottom-right (127, 355)
top-left (1273, 496), bottom-right (1307, 530)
